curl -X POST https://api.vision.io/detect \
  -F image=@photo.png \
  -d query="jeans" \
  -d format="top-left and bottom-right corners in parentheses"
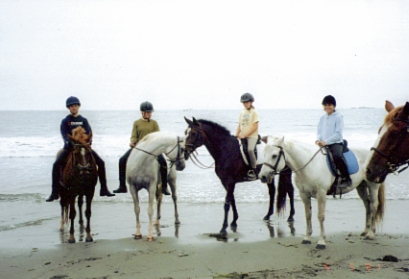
top-left (327, 143), bottom-right (350, 179)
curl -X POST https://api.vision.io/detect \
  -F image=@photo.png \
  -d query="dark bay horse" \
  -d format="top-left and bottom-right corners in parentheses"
top-left (184, 117), bottom-right (295, 235)
top-left (59, 127), bottom-right (98, 243)
top-left (365, 101), bottom-right (409, 183)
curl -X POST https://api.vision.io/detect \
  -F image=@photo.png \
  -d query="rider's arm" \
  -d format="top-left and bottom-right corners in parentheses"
top-left (235, 124), bottom-right (241, 137)
top-left (130, 121), bottom-right (138, 146)
top-left (316, 116), bottom-right (323, 142)
top-left (60, 118), bottom-right (73, 148)
top-left (154, 121), bottom-right (160, 132)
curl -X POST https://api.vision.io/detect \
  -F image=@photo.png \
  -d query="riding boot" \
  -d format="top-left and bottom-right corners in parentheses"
top-left (338, 158), bottom-right (352, 188)
top-left (92, 151), bottom-right (115, 197)
top-left (158, 155), bottom-right (170, 195)
top-left (114, 149), bottom-right (131, 193)
top-left (46, 156), bottom-right (64, 202)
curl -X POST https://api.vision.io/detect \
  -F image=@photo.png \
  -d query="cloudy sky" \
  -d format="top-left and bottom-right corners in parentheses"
top-left (1, 0), bottom-right (408, 110)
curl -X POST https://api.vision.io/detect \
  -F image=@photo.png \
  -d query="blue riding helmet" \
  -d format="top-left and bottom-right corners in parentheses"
top-left (66, 96), bottom-right (81, 108)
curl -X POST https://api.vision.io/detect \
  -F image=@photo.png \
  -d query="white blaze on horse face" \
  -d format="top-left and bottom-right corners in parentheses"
top-left (363, 123), bottom-right (391, 172)
top-left (80, 147), bottom-right (86, 167)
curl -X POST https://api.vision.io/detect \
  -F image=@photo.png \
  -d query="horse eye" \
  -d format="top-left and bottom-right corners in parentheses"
top-left (272, 155), bottom-right (277, 159)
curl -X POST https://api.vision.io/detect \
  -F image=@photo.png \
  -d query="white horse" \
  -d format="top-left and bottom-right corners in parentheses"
top-left (126, 132), bottom-right (186, 241)
top-left (259, 136), bottom-right (385, 249)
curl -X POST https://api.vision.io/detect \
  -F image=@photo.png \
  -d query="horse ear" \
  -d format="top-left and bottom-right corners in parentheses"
top-left (280, 136), bottom-right (285, 144)
top-left (68, 134), bottom-right (74, 141)
top-left (402, 102), bottom-right (409, 118)
top-left (385, 100), bottom-right (394, 112)
top-left (192, 117), bottom-right (199, 126)
top-left (184, 116), bottom-right (194, 127)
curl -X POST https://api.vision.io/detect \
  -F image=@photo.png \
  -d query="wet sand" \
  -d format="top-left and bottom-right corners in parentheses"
top-left (1, 199), bottom-right (409, 278)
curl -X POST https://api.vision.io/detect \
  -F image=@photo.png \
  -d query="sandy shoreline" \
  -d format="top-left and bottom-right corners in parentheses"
top-left (1, 199), bottom-right (409, 278)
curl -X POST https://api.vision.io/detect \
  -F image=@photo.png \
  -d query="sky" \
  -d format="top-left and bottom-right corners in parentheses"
top-left (0, 0), bottom-right (408, 110)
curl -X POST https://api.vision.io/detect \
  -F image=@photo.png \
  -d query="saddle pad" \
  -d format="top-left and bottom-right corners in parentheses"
top-left (326, 150), bottom-right (359, 177)
top-left (239, 139), bottom-right (265, 165)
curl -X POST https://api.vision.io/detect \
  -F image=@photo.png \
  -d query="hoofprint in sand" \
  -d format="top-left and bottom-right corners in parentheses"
top-left (1, 200), bottom-right (409, 279)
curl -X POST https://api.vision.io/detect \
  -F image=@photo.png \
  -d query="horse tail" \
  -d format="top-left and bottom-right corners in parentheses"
top-left (276, 170), bottom-right (292, 215)
top-left (376, 182), bottom-right (385, 225)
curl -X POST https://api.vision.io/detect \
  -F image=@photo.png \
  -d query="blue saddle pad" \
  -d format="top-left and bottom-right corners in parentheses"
top-left (326, 150), bottom-right (359, 177)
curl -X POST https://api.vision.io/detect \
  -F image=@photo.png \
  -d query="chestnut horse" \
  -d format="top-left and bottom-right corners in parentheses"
top-left (184, 117), bottom-right (295, 236)
top-left (365, 101), bottom-right (409, 183)
top-left (59, 126), bottom-right (98, 243)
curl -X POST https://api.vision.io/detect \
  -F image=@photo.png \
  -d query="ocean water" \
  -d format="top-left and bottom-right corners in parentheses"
top-left (0, 108), bottom-right (408, 207)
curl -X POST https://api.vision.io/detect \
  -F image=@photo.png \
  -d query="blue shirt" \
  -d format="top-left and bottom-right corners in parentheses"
top-left (316, 111), bottom-right (344, 145)
top-left (61, 114), bottom-right (92, 149)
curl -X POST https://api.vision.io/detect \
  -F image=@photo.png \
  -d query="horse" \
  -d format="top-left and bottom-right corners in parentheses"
top-left (59, 126), bottom-right (98, 244)
top-left (184, 117), bottom-right (295, 236)
top-left (365, 101), bottom-right (409, 183)
top-left (259, 136), bottom-right (385, 249)
top-left (126, 132), bottom-right (186, 241)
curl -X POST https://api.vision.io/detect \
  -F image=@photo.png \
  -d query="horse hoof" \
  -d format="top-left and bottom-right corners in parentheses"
top-left (360, 232), bottom-right (367, 237)
top-left (147, 237), bottom-right (154, 242)
top-left (134, 234), bottom-right (142, 240)
top-left (287, 217), bottom-right (295, 222)
top-left (263, 215), bottom-right (271, 221)
top-left (364, 235), bottom-right (375, 240)
top-left (68, 239), bottom-right (76, 244)
top-left (175, 221), bottom-right (181, 225)
top-left (302, 240), bottom-right (311, 245)
top-left (316, 244), bottom-right (326, 250)
top-left (85, 237), bottom-right (93, 243)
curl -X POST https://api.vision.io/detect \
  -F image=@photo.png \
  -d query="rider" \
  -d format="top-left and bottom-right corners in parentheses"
top-left (113, 101), bottom-right (170, 195)
top-left (235, 93), bottom-right (259, 181)
top-left (46, 96), bottom-right (115, 202)
top-left (316, 95), bottom-right (352, 188)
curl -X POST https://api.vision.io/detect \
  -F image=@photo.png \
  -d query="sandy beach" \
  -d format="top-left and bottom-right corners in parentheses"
top-left (1, 198), bottom-right (409, 279)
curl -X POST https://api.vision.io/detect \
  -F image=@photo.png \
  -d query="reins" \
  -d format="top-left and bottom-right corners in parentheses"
top-left (189, 152), bottom-right (215, 169)
top-left (133, 136), bottom-right (184, 168)
top-left (263, 146), bottom-right (326, 175)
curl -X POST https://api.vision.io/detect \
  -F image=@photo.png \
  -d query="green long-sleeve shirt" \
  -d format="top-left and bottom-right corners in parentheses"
top-left (130, 118), bottom-right (160, 144)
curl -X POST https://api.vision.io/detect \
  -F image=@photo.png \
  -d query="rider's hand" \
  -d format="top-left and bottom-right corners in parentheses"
top-left (315, 140), bottom-right (320, 145)
top-left (319, 141), bottom-right (327, 147)
top-left (129, 142), bottom-right (136, 148)
top-left (237, 134), bottom-right (245, 139)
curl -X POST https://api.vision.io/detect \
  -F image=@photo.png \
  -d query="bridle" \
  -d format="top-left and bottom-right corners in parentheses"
top-left (134, 136), bottom-right (185, 168)
top-left (72, 143), bottom-right (94, 174)
top-left (370, 117), bottom-right (409, 175)
top-left (185, 126), bottom-right (215, 169)
top-left (263, 145), bottom-right (326, 175)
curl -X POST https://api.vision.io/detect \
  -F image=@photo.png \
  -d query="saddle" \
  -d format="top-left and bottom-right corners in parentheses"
top-left (239, 135), bottom-right (265, 166)
top-left (326, 140), bottom-right (359, 197)
top-left (325, 140), bottom-right (359, 177)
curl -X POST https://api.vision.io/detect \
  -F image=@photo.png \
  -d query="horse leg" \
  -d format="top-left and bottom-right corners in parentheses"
top-left (356, 181), bottom-right (371, 237)
top-left (68, 198), bottom-right (76, 244)
top-left (130, 186), bottom-right (142, 239)
top-left (263, 181), bottom-right (275, 221)
top-left (60, 198), bottom-right (66, 232)
top-left (85, 193), bottom-right (94, 242)
top-left (287, 180), bottom-right (296, 222)
top-left (220, 183), bottom-right (235, 235)
top-left (365, 182), bottom-right (381, 240)
top-left (316, 190), bottom-right (327, 249)
top-left (230, 194), bottom-right (238, 230)
top-left (78, 195), bottom-right (84, 232)
top-left (168, 172), bottom-right (180, 225)
top-left (154, 188), bottom-right (162, 226)
top-left (147, 183), bottom-right (156, 241)
top-left (300, 192), bottom-right (313, 244)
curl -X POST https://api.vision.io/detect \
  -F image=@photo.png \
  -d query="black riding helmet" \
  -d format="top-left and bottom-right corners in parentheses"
top-left (322, 95), bottom-right (336, 107)
top-left (240, 93), bottom-right (255, 103)
top-left (66, 96), bottom-right (81, 108)
top-left (140, 101), bottom-right (154, 112)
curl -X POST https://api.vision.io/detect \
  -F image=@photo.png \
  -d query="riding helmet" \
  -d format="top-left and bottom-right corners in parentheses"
top-left (140, 101), bottom-right (154, 112)
top-left (322, 95), bottom-right (336, 107)
top-left (240, 93), bottom-right (255, 103)
top-left (66, 96), bottom-right (81, 108)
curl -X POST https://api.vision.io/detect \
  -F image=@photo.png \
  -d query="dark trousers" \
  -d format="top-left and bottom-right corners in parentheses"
top-left (327, 143), bottom-right (350, 179)
top-left (51, 148), bottom-right (107, 194)
top-left (118, 149), bottom-right (168, 188)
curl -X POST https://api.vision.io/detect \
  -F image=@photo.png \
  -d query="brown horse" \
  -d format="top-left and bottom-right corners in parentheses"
top-left (365, 101), bottom-right (409, 183)
top-left (59, 126), bottom-right (98, 243)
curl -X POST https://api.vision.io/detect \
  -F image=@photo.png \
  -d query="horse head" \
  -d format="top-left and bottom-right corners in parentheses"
top-left (259, 136), bottom-right (287, 183)
top-left (67, 127), bottom-right (95, 176)
top-left (166, 136), bottom-right (186, 171)
top-left (365, 101), bottom-right (409, 183)
top-left (184, 116), bottom-right (206, 160)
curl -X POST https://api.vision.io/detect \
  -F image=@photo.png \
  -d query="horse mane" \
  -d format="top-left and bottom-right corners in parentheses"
top-left (384, 105), bottom-right (404, 124)
top-left (197, 119), bottom-right (232, 136)
top-left (71, 126), bottom-right (89, 144)
top-left (138, 131), bottom-right (177, 146)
